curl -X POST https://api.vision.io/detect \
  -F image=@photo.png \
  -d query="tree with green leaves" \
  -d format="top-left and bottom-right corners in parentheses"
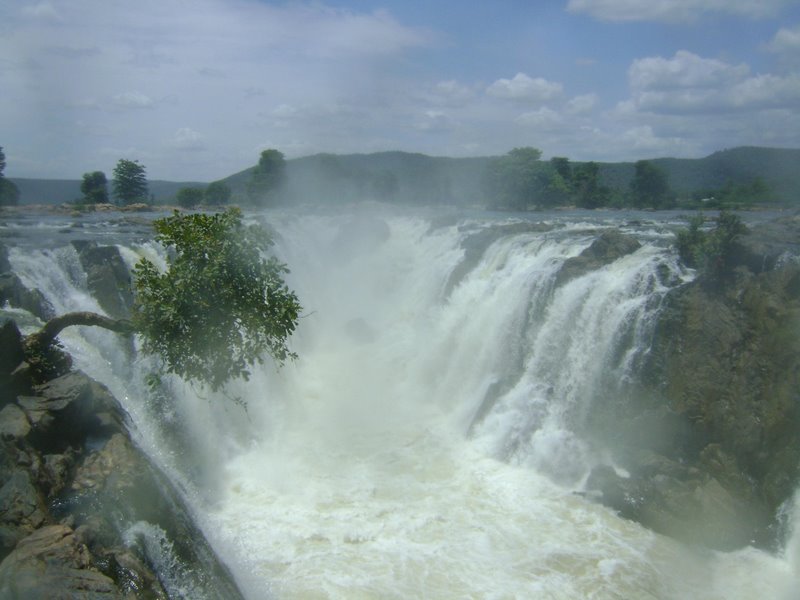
top-left (247, 149), bottom-right (287, 205)
top-left (630, 160), bottom-right (672, 209)
top-left (675, 210), bottom-right (748, 282)
top-left (80, 171), bottom-right (109, 204)
top-left (572, 162), bottom-right (611, 209)
top-left (205, 180), bottom-right (232, 205)
top-left (112, 159), bottom-right (149, 205)
top-left (175, 186), bottom-right (204, 208)
top-left (0, 146), bottom-right (20, 207)
top-left (483, 147), bottom-right (546, 210)
top-left (24, 208), bottom-right (301, 393)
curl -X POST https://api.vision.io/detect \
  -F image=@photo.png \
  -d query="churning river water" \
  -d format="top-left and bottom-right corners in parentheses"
top-left (4, 206), bottom-right (799, 599)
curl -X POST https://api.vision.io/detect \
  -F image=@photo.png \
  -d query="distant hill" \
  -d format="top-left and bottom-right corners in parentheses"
top-left (596, 147), bottom-right (800, 204)
top-left (9, 146), bottom-right (800, 207)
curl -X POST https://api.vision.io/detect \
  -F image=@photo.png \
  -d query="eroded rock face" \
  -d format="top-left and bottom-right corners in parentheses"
top-left (587, 218), bottom-right (800, 550)
top-left (0, 524), bottom-right (122, 600)
top-left (555, 229), bottom-right (642, 287)
top-left (71, 241), bottom-right (134, 320)
top-left (0, 328), bottom-right (243, 598)
top-left (0, 273), bottom-right (53, 321)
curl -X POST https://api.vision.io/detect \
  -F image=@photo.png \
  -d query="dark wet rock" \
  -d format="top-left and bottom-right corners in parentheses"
top-left (555, 229), bottom-right (641, 287)
top-left (729, 214), bottom-right (800, 274)
top-left (597, 217), bottom-right (800, 550)
top-left (0, 524), bottom-right (122, 599)
top-left (0, 273), bottom-right (54, 321)
top-left (24, 371), bottom-right (128, 450)
top-left (0, 405), bottom-right (30, 440)
top-left (0, 471), bottom-right (48, 559)
top-left (0, 243), bottom-right (10, 273)
top-left (0, 319), bottom-right (25, 406)
top-left (71, 241), bottom-right (134, 320)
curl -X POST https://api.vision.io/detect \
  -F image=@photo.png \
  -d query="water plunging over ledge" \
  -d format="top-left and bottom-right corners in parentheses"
top-left (5, 207), bottom-right (799, 599)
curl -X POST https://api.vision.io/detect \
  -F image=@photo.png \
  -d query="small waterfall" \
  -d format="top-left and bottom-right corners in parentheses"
top-left (5, 209), bottom-right (799, 599)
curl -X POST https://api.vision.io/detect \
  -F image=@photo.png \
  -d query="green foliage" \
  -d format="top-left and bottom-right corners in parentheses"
top-left (631, 160), bottom-right (673, 209)
top-left (0, 178), bottom-right (20, 207)
top-left (133, 208), bottom-right (301, 391)
top-left (690, 178), bottom-right (773, 209)
top-left (204, 180), bottom-right (232, 205)
top-left (80, 171), bottom-right (108, 204)
top-left (175, 186), bottom-right (205, 208)
top-left (675, 210), bottom-right (748, 280)
top-left (112, 159), bottom-right (149, 205)
top-left (483, 147), bottom-right (547, 210)
top-left (572, 161), bottom-right (611, 209)
top-left (247, 149), bottom-right (286, 205)
top-left (0, 146), bottom-right (20, 206)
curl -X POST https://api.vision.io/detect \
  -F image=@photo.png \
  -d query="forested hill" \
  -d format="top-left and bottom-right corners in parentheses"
top-left (596, 147), bottom-right (800, 204)
top-left (8, 146), bottom-right (800, 207)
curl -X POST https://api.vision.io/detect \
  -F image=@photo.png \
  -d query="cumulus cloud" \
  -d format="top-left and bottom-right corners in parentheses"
top-left (111, 91), bottom-right (155, 109)
top-left (486, 73), bottom-right (563, 103)
top-left (567, 0), bottom-right (794, 23)
top-left (171, 128), bottom-right (206, 151)
top-left (566, 93), bottom-right (598, 114)
top-left (431, 80), bottom-right (475, 106)
top-left (768, 24), bottom-right (800, 62)
top-left (516, 107), bottom-right (562, 128)
top-left (625, 50), bottom-right (800, 114)
top-left (629, 51), bottom-right (749, 90)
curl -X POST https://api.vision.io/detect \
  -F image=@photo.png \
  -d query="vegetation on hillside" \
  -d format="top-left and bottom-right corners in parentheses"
top-left (6, 146), bottom-right (798, 209)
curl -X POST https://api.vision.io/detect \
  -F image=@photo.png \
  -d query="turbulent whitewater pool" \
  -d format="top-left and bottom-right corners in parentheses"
top-left (4, 207), bottom-right (799, 599)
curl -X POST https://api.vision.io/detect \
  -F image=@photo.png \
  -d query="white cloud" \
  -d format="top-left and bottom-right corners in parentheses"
top-left (111, 91), bottom-right (155, 109)
top-left (768, 24), bottom-right (800, 61)
top-left (629, 51), bottom-right (749, 90)
top-left (625, 51), bottom-right (800, 114)
top-left (171, 128), bottom-right (206, 151)
top-left (486, 73), bottom-right (563, 103)
top-left (516, 107), bottom-right (562, 128)
top-left (566, 93), bottom-right (598, 114)
top-left (431, 80), bottom-right (475, 106)
top-left (21, 2), bottom-right (59, 20)
top-left (414, 110), bottom-right (456, 132)
top-left (567, 0), bottom-right (794, 23)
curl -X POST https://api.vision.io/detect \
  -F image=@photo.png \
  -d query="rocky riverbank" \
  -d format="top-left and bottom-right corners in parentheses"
top-left (0, 237), bottom-right (244, 598)
top-left (586, 214), bottom-right (800, 550)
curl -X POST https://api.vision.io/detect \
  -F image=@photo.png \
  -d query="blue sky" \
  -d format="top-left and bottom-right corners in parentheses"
top-left (2, 0), bottom-right (799, 180)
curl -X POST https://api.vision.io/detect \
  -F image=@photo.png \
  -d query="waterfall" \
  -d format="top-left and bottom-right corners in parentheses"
top-left (5, 208), bottom-right (799, 599)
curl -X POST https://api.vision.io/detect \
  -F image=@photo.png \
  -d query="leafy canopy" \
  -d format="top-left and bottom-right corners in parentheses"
top-left (675, 210), bottom-right (748, 282)
top-left (81, 171), bottom-right (109, 204)
top-left (133, 208), bottom-right (301, 391)
top-left (113, 159), bottom-right (148, 205)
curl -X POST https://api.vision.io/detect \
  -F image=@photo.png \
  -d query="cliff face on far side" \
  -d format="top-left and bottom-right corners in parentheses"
top-left (588, 215), bottom-right (800, 550)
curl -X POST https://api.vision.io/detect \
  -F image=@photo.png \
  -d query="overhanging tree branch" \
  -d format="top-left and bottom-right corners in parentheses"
top-left (26, 311), bottom-right (135, 350)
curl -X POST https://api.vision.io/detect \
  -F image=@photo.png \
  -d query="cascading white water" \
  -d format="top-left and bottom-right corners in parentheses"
top-left (6, 209), bottom-right (800, 599)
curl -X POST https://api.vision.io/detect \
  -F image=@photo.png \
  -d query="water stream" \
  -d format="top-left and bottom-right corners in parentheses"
top-left (5, 207), bottom-right (799, 599)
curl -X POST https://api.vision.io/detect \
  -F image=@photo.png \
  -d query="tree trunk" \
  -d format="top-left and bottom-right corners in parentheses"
top-left (26, 311), bottom-right (136, 350)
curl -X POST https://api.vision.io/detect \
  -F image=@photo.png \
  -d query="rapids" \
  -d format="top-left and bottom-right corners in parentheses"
top-left (4, 207), bottom-right (799, 599)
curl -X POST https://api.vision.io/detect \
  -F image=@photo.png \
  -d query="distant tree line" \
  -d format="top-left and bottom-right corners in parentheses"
top-left (482, 147), bottom-right (678, 210)
top-left (3, 143), bottom-right (785, 210)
